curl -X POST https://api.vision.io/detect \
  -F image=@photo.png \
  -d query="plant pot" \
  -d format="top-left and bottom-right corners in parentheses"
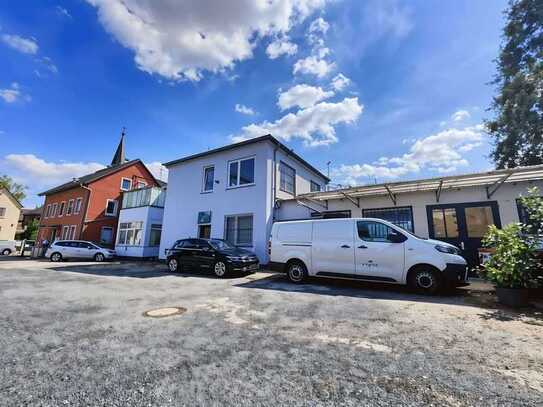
top-left (495, 287), bottom-right (531, 308)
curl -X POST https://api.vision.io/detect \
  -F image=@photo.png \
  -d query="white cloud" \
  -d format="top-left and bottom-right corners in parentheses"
top-left (235, 103), bottom-right (256, 115)
top-left (332, 125), bottom-right (486, 184)
top-left (3, 154), bottom-right (106, 188)
top-left (451, 109), bottom-right (471, 122)
top-left (145, 161), bottom-right (168, 181)
top-left (266, 37), bottom-right (298, 59)
top-left (293, 55), bottom-right (335, 78)
top-left (0, 83), bottom-right (21, 103)
top-left (1, 34), bottom-right (38, 55)
top-left (277, 84), bottom-right (334, 110)
top-left (86, 0), bottom-right (327, 81)
top-left (308, 17), bottom-right (329, 44)
top-left (232, 97), bottom-right (363, 147)
top-left (56, 6), bottom-right (73, 19)
top-left (331, 73), bottom-right (351, 91)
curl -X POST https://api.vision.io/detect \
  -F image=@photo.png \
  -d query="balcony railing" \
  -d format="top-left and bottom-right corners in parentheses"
top-left (122, 187), bottom-right (166, 209)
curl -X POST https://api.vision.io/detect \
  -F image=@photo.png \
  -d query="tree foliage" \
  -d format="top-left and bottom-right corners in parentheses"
top-left (487, 0), bottom-right (543, 168)
top-left (0, 174), bottom-right (26, 202)
top-left (23, 219), bottom-right (39, 240)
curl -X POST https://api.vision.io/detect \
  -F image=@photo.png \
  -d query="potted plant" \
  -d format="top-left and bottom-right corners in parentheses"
top-left (479, 187), bottom-right (542, 307)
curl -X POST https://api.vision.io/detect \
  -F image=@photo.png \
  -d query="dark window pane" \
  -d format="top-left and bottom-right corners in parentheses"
top-left (465, 206), bottom-right (494, 238)
top-left (362, 207), bottom-right (413, 232)
top-left (280, 162), bottom-right (295, 194)
top-left (204, 167), bottom-right (214, 191)
top-left (240, 159), bottom-right (255, 185)
top-left (225, 216), bottom-right (236, 244)
top-left (229, 162), bottom-right (238, 186)
top-left (237, 215), bottom-right (253, 245)
top-left (310, 181), bottom-right (321, 192)
top-left (357, 221), bottom-right (395, 243)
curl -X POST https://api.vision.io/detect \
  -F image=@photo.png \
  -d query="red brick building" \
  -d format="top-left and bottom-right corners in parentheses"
top-left (37, 137), bottom-right (161, 246)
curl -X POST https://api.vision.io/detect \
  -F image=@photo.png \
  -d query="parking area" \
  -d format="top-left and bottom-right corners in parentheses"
top-left (1, 258), bottom-right (542, 406)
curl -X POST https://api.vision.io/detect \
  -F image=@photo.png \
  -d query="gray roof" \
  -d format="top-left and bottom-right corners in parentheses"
top-left (163, 135), bottom-right (330, 182)
top-left (38, 159), bottom-right (159, 196)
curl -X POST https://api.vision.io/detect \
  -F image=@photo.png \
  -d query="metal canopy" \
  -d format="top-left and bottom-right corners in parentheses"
top-left (300, 164), bottom-right (543, 202)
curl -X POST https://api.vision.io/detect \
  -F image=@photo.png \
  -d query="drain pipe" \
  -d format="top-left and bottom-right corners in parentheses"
top-left (272, 146), bottom-right (278, 221)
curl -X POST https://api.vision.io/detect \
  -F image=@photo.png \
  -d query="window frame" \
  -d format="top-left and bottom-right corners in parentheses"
top-left (224, 213), bottom-right (254, 247)
top-left (362, 205), bottom-right (415, 233)
top-left (45, 204), bottom-right (51, 218)
top-left (74, 198), bottom-right (82, 214)
top-left (0, 207), bottom-right (6, 218)
top-left (149, 224), bottom-right (162, 247)
top-left (61, 225), bottom-right (70, 240)
top-left (68, 225), bottom-right (77, 240)
top-left (136, 181), bottom-right (147, 189)
top-left (116, 221), bottom-right (143, 246)
top-left (310, 180), bottom-right (321, 192)
top-left (227, 156), bottom-right (255, 189)
top-left (120, 177), bottom-right (132, 191)
top-left (105, 199), bottom-right (118, 217)
top-left (67, 199), bottom-right (74, 215)
top-left (202, 165), bottom-right (215, 193)
top-left (51, 203), bottom-right (58, 218)
top-left (58, 201), bottom-right (66, 217)
top-left (357, 220), bottom-right (404, 243)
top-left (279, 161), bottom-right (296, 195)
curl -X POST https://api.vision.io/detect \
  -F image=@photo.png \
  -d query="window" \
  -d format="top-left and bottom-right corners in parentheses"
top-left (117, 222), bottom-right (143, 245)
top-left (45, 205), bottom-right (51, 218)
top-left (0, 207), bottom-right (5, 218)
top-left (280, 161), bottom-right (296, 195)
top-left (431, 208), bottom-right (459, 238)
top-left (310, 181), bottom-right (321, 192)
top-left (202, 166), bottom-right (215, 192)
top-left (465, 206), bottom-right (495, 238)
top-left (362, 206), bottom-right (414, 232)
top-left (58, 202), bottom-right (66, 217)
top-left (105, 199), bottom-right (118, 216)
top-left (51, 203), bottom-right (58, 217)
top-left (121, 178), bottom-right (132, 191)
top-left (74, 198), bottom-right (82, 214)
top-left (67, 199), bottom-right (74, 215)
top-left (149, 224), bottom-right (162, 246)
top-left (198, 224), bottom-right (211, 239)
top-left (228, 157), bottom-right (255, 187)
top-left (311, 210), bottom-right (351, 219)
top-left (61, 225), bottom-right (70, 240)
top-left (68, 225), bottom-right (77, 240)
top-left (225, 214), bottom-right (253, 246)
top-left (357, 220), bottom-right (402, 243)
top-left (136, 181), bottom-right (146, 189)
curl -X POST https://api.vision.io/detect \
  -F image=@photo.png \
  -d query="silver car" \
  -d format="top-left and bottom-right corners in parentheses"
top-left (46, 240), bottom-right (116, 262)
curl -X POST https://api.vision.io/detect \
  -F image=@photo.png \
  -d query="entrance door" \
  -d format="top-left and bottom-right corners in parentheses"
top-left (427, 202), bottom-right (501, 269)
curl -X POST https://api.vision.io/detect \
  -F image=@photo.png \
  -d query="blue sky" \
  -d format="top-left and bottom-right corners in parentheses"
top-left (0, 0), bottom-right (507, 206)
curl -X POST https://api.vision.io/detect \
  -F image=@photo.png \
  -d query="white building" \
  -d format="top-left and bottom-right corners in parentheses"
top-left (276, 165), bottom-right (543, 268)
top-left (159, 135), bottom-right (330, 262)
top-left (115, 186), bottom-right (166, 258)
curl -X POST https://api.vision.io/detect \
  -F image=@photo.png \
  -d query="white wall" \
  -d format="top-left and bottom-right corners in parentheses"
top-left (277, 180), bottom-right (543, 237)
top-left (116, 205), bottom-right (164, 257)
top-left (159, 139), bottom-right (329, 263)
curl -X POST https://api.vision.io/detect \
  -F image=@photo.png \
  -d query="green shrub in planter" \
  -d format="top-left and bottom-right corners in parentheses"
top-left (479, 223), bottom-right (538, 289)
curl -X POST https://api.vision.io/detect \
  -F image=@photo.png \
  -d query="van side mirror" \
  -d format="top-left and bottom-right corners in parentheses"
top-left (388, 232), bottom-right (406, 243)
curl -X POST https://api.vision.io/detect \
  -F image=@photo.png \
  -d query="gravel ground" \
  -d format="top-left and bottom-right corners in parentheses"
top-left (0, 258), bottom-right (542, 406)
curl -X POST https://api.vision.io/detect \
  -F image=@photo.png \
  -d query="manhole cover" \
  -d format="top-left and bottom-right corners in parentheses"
top-left (143, 307), bottom-right (187, 318)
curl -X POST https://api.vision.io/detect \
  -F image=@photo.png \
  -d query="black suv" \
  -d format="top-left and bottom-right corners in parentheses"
top-left (165, 238), bottom-right (259, 277)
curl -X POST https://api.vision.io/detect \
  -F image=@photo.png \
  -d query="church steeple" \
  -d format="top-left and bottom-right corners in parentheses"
top-left (111, 128), bottom-right (126, 167)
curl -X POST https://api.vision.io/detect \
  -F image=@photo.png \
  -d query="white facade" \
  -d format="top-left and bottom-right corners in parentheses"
top-left (115, 187), bottom-right (165, 258)
top-left (159, 137), bottom-right (329, 262)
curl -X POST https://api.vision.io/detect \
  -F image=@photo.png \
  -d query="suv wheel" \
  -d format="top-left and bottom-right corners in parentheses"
top-left (286, 261), bottom-right (307, 284)
top-left (50, 252), bottom-right (63, 262)
top-left (409, 267), bottom-right (442, 294)
top-left (214, 261), bottom-right (227, 278)
top-left (168, 258), bottom-right (179, 272)
top-left (94, 253), bottom-right (105, 262)
top-left (1, 248), bottom-right (11, 256)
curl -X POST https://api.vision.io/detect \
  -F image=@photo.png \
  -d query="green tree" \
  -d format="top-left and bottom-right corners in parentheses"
top-left (0, 174), bottom-right (27, 202)
top-left (487, 0), bottom-right (543, 169)
top-left (23, 219), bottom-right (39, 240)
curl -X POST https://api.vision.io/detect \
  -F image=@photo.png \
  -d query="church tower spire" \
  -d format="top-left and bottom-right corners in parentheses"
top-left (111, 127), bottom-right (126, 166)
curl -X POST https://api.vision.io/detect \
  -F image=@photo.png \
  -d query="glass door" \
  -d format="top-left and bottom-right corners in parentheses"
top-left (427, 202), bottom-right (501, 270)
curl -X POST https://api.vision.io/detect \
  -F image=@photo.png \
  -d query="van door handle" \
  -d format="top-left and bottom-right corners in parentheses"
top-left (340, 245), bottom-right (351, 249)
top-left (358, 245), bottom-right (368, 249)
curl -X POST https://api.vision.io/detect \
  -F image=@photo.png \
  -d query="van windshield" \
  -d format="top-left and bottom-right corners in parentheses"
top-left (395, 225), bottom-right (427, 240)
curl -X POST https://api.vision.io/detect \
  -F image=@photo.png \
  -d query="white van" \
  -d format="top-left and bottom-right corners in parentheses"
top-left (269, 218), bottom-right (468, 293)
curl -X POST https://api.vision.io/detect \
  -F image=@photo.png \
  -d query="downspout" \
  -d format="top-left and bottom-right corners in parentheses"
top-left (272, 146), bottom-right (278, 221)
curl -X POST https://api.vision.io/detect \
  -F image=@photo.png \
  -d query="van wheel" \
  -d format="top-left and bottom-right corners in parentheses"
top-left (1, 248), bottom-right (11, 256)
top-left (408, 266), bottom-right (442, 294)
top-left (286, 261), bottom-right (307, 284)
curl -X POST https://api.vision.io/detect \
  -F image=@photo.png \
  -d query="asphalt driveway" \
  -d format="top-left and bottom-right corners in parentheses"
top-left (0, 258), bottom-right (542, 406)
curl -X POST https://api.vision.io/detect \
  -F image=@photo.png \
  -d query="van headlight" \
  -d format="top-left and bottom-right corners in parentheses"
top-left (435, 244), bottom-right (460, 255)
